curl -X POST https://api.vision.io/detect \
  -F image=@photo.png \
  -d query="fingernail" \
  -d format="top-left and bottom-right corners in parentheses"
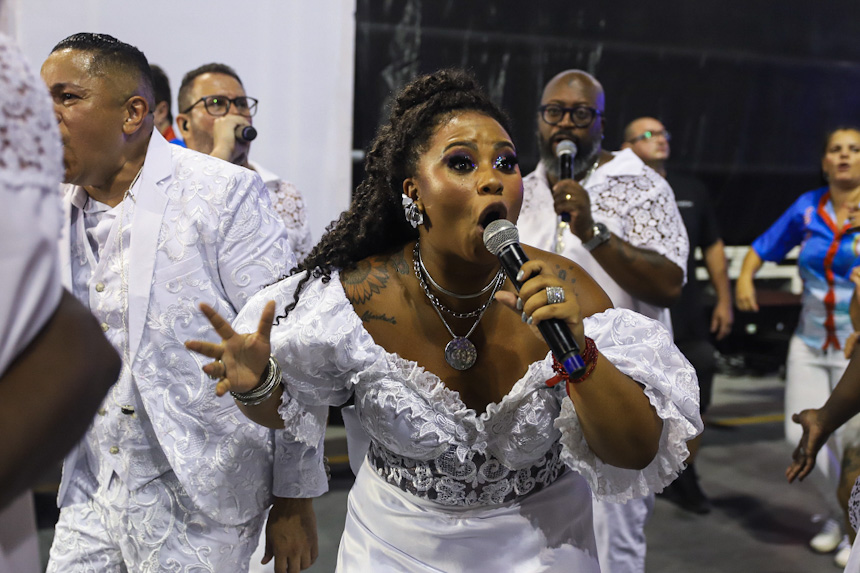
top-left (516, 297), bottom-right (523, 310)
top-left (521, 312), bottom-right (527, 322)
top-left (516, 269), bottom-right (524, 282)
top-left (527, 316), bottom-right (534, 325)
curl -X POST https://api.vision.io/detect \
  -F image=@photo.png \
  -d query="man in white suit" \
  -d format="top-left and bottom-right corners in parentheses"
top-left (41, 33), bottom-right (324, 573)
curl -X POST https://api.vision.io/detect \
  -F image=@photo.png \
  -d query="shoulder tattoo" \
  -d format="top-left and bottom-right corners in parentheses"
top-left (342, 258), bottom-right (391, 305)
top-left (360, 310), bottom-right (397, 325)
top-left (388, 250), bottom-right (411, 275)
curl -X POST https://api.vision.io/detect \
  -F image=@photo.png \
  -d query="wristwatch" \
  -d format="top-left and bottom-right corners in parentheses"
top-left (582, 222), bottom-right (610, 252)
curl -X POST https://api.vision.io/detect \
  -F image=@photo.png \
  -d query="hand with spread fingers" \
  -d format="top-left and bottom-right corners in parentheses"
top-left (786, 408), bottom-right (832, 483)
top-left (551, 178), bottom-right (594, 239)
top-left (494, 259), bottom-right (585, 350)
top-left (185, 300), bottom-right (276, 397)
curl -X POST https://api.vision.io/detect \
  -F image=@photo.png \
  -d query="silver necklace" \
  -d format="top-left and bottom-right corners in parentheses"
top-left (554, 155), bottom-right (601, 254)
top-left (412, 244), bottom-right (504, 318)
top-left (412, 243), bottom-right (504, 370)
top-left (417, 247), bottom-right (499, 299)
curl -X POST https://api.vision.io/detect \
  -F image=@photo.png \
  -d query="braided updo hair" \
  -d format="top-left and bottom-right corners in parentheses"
top-left (281, 69), bottom-right (512, 316)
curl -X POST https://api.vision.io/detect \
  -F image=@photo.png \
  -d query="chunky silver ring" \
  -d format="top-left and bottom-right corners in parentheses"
top-left (546, 286), bottom-right (566, 305)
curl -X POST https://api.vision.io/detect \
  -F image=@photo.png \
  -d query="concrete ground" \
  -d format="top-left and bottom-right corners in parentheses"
top-left (33, 371), bottom-right (849, 572)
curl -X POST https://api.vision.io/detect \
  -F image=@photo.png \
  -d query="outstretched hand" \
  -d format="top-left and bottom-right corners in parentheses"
top-left (494, 259), bottom-right (585, 349)
top-left (786, 408), bottom-right (830, 483)
top-left (185, 300), bottom-right (276, 396)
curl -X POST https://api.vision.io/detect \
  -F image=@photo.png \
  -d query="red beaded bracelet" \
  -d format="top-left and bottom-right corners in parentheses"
top-left (546, 336), bottom-right (598, 390)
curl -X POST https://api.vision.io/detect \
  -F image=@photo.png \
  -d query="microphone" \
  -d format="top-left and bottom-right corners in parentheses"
top-left (556, 140), bottom-right (577, 223)
top-left (483, 219), bottom-right (586, 377)
top-left (235, 124), bottom-right (257, 142)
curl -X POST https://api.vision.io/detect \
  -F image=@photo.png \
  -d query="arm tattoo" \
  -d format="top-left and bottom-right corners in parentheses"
top-left (342, 258), bottom-right (390, 305)
top-left (360, 310), bottom-right (397, 324)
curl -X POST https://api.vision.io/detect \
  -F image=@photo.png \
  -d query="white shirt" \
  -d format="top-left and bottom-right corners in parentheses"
top-left (518, 149), bottom-right (689, 330)
top-left (249, 160), bottom-right (314, 262)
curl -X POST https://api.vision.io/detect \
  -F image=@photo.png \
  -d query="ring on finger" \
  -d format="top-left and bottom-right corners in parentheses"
top-left (546, 286), bottom-right (566, 305)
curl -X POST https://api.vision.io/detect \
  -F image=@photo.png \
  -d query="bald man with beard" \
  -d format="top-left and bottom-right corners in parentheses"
top-left (518, 71), bottom-right (693, 573)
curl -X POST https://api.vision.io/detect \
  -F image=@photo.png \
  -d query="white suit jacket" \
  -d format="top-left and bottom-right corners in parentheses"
top-left (55, 132), bottom-right (323, 526)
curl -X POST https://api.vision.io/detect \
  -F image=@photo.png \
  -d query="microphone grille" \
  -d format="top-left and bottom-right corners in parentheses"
top-left (483, 219), bottom-right (519, 256)
top-left (556, 139), bottom-right (577, 157)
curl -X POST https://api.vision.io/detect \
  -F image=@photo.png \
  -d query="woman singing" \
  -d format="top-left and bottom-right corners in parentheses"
top-left (187, 69), bottom-right (701, 572)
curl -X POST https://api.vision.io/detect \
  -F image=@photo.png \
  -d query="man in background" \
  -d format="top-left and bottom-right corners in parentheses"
top-left (623, 116), bottom-right (733, 514)
top-left (518, 70), bottom-right (690, 573)
top-left (149, 64), bottom-right (184, 146)
top-left (177, 63), bottom-right (313, 261)
top-left (42, 33), bottom-right (321, 573)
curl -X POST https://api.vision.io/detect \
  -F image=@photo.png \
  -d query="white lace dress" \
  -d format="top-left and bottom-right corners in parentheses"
top-left (235, 271), bottom-right (703, 572)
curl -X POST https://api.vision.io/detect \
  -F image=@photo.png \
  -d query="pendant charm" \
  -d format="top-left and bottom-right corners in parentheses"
top-left (445, 337), bottom-right (477, 370)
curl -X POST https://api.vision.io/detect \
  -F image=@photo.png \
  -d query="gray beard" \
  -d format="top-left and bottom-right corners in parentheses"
top-left (539, 140), bottom-right (601, 182)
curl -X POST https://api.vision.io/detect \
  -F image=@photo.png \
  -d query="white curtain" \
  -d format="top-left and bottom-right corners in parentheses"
top-left (6, 0), bottom-right (356, 243)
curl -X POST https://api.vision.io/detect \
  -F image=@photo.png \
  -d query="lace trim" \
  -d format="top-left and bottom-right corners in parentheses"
top-left (367, 440), bottom-right (566, 507)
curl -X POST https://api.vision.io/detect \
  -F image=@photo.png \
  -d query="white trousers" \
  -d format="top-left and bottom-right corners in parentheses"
top-left (0, 491), bottom-right (40, 573)
top-left (592, 494), bottom-right (655, 573)
top-left (47, 471), bottom-right (264, 573)
top-left (784, 335), bottom-right (860, 487)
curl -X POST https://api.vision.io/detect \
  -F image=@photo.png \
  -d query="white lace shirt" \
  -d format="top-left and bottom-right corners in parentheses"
top-left (518, 150), bottom-right (689, 330)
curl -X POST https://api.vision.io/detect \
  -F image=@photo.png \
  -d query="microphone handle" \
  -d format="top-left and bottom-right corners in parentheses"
top-left (558, 153), bottom-right (573, 223)
top-left (497, 243), bottom-right (586, 377)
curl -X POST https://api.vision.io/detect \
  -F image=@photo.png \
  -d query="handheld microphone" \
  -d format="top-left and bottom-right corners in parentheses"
top-left (483, 219), bottom-right (586, 376)
top-left (235, 124), bottom-right (257, 142)
top-left (556, 140), bottom-right (577, 223)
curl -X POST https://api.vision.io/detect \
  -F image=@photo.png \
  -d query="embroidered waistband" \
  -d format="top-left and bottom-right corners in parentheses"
top-left (368, 440), bottom-right (566, 507)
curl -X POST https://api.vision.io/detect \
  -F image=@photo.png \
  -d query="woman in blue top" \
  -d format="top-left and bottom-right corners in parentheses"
top-left (736, 127), bottom-right (860, 566)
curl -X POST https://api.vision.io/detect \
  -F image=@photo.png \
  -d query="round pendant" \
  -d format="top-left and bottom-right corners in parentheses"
top-left (445, 337), bottom-right (477, 370)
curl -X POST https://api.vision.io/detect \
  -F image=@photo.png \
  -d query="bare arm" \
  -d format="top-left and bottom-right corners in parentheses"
top-left (588, 235), bottom-right (684, 308)
top-left (496, 256), bottom-right (663, 469)
top-left (0, 290), bottom-right (120, 507)
top-left (735, 248), bottom-right (763, 312)
top-left (703, 239), bottom-right (734, 339)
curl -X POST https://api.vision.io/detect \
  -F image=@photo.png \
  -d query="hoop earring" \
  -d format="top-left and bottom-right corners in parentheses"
top-left (402, 194), bottom-right (424, 228)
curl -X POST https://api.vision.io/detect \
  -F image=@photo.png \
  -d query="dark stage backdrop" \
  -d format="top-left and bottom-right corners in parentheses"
top-left (352, 0), bottom-right (860, 244)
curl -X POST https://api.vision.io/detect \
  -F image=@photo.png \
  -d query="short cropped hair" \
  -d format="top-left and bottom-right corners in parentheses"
top-left (51, 33), bottom-right (154, 106)
top-left (149, 64), bottom-right (173, 123)
top-left (178, 63), bottom-right (243, 113)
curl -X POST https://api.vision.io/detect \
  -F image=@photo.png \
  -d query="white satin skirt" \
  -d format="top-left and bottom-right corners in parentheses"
top-left (336, 458), bottom-right (601, 572)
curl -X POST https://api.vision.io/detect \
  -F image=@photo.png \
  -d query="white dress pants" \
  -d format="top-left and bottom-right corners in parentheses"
top-left (592, 494), bottom-right (655, 573)
top-left (47, 471), bottom-right (264, 573)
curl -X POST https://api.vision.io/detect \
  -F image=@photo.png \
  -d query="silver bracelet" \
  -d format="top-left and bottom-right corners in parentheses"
top-left (231, 356), bottom-right (282, 406)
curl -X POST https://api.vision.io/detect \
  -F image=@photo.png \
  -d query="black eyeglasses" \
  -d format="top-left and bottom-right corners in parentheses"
top-left (539, 104), bottom-right (602, 128)
top-left (628, 129), bottom-right (671, 144)
top-left (181, 95), bottom-right (259, 117)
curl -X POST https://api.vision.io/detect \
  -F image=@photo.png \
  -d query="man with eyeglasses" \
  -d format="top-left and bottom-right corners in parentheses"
top-left (177, 63), bottom-right (312, 261)
top-left (518, 70), bottom-right (691, 573)
top-left (623, 116), bottom-right (733, 517)
top-left (42, 34), bottom-right (321, 573)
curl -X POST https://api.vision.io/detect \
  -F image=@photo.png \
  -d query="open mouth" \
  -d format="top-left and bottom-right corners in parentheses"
top-left (478, 203), bottom-right (508, 230)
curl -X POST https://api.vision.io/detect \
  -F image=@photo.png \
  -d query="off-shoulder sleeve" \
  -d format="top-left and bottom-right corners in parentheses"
top-left (554, 308), bottom-right (702, 503)
top-left (234, 270), bottom-right (381, 450)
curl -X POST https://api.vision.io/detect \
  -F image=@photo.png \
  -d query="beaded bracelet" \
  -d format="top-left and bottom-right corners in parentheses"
top-left (231, 356), bottom-right (283, 406)
top-left (546, 336), bottom-right (598, 390)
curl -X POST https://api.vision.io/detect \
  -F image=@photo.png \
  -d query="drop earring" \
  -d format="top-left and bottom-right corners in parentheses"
top-left (402, 194), bottom-right (424, 228)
